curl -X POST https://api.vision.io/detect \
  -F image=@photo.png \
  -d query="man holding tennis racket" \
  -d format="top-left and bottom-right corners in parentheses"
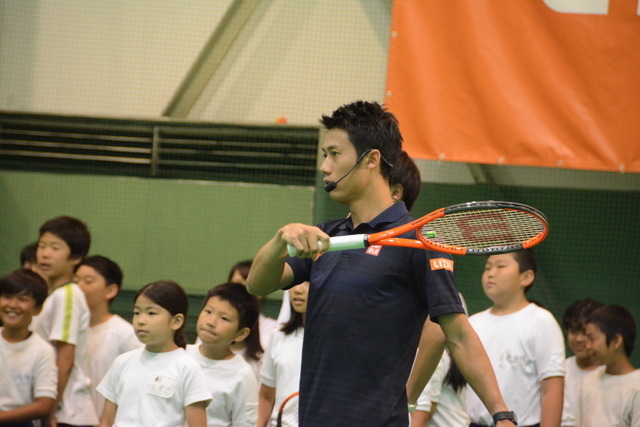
top-left (247, 101), bottom-right (517, 426)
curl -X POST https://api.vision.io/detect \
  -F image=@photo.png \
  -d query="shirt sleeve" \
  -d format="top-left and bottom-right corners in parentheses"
top-left (285, 257), bottom-right (312, 289)
top-left (33, 340), bottom-right (58, 399)
top-left (260, 332), bottom-right (278, 388)
top-left (181, 360), bottom-right (212, 407)
top-left (533, 310), bottom-right (566, 381)
top-left (47, 285), bottom-right (87, 345)
top-left (96, 354), bottom-right (121, 404)
top-left (417, 250), bottom-right (465, 320)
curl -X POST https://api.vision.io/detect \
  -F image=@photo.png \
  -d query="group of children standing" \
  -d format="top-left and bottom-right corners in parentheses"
top-left (0, 216), bottom-right (307, 427)
top-left (1, 214), bottom-right (638, 426)
top-left (408, 250), bottom-right (639, 427)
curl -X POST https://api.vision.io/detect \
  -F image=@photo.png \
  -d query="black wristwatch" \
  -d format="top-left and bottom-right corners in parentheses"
top-left (492, 410), bottom-right (518, 425)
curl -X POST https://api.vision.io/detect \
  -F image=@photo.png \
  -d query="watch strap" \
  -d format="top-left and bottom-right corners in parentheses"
top-left (492, 410), bottom-right (518, 425)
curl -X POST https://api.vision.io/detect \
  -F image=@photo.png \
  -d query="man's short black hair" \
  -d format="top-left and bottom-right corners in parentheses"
top-left (320, 100), bottom-right (402, 182)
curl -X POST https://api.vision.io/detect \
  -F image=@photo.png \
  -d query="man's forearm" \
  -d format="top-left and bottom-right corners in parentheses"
top-left (247, 234), bottom-right (289, 296)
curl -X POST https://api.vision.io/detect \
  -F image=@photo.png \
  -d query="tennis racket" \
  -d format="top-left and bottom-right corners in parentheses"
top-left (276, 391), bottom-right (299, 427)
top-left (287, 200), bottom-right (548, 256)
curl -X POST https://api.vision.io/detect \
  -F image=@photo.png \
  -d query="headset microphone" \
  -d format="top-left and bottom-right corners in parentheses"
top-left (323, 181), bottom-right (338, 193)
top-left (324, 149), bottom-right (373, 192)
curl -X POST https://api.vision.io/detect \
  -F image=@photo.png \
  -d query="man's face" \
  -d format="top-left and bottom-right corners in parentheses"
top-left (320, 129), bottom-right (366, 202)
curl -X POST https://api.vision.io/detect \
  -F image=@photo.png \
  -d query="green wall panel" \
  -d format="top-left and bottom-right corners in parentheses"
top-left (0, 170), bottom-right (314, 295)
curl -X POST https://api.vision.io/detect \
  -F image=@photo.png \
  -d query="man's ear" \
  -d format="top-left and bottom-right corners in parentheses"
top-left (171, 313), bottom-right (185, 331)
top-left (232, 327), bottom-right (251, 344)
top-left (366, 149), bottom-right (382, 169)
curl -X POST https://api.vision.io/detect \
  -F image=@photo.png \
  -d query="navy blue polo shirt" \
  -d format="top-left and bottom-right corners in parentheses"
top-left (286, 202), bottom-right (464, 426)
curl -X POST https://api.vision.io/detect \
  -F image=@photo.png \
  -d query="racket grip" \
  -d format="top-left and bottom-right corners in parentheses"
top-left (287, 234), bottom-right (367, 257)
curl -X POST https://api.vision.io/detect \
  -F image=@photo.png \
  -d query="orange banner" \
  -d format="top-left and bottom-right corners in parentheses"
top-left (386, 0), bottom-right (640, 173)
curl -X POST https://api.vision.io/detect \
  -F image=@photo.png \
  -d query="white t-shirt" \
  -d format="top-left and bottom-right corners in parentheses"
top-left (233, 345), bottom-right (263, 383)
top-left (276, 291), bottom-right (291, 324)
top-left (260, 327), bottom-right (304, 427)
top-left (97, 347), bottom-right (212, 427)
top-left (259, 314), bottom-right (278, 353)
top-left (83, 314), bottom-right (143, 416)
top-left (185, 345), bottom-right (258, 427)
top-left (577, 369), bottom-right (640, 427)
top-left (561, 355), bottom-right (605, 426)
top-left (0, 329), bottom-right (57, 411)
top-left (466, 303), bottom-right (566, 426)
top-left (415, 351), bottom-right (469, 427)
top-left (31, 282), bottom-right (98, 425)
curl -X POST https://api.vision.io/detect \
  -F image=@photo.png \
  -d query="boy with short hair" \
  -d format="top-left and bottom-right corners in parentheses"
top-left (75, 255), bottom-right (142, 417)
top-left (466, 249), bottom-right (566, 426)
top-left (186, 282), bottom-right (259, 426)
top-left (561, 298), bottom-right (605, 426)
top-left (20, 241), bottom-right (38, 269)
top-left (30, 216), bottom-right (98, 426)
top-left (0, 269), bottom-right (57, 426)
top-left (577, 305), bottom-right (640, 426)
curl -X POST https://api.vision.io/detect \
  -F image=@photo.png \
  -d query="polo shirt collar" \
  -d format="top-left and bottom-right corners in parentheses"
top-left (339, 201), bottom-right (409, 233)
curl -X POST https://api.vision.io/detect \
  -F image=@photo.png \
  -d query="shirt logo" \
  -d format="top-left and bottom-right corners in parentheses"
top-left (366, 245), bottom-right (382, 256)
top-left (430, 258), bottom-right (454, 271)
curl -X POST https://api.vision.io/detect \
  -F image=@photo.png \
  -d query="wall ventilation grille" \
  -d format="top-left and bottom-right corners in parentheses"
top-left (0, 112), bottom-right (319, 186)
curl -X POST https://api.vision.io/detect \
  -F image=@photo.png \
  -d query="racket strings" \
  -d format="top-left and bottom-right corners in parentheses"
top-left (421, 208), bottom-right (546, 249)
top-left (276, 393), bottom-right (299, 427)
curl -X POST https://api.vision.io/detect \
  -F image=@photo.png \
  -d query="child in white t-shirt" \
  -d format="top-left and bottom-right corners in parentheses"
top-left (577, 305), bottom-right (640, 426)
top-left (560, 298), bottom-right (605, 426)
top-left (258, 281), bottom-right (309, 427)
top-left (75, 255), bottom-right (142, 416)
top-left (466, 250), bottom-right (565, 426)
top-left (0, 269), bottom-right (57, 426)
top-left (97, 280), bottom-right (211, 427)
top-left (227, 260), bottom-right (278, 381)
top-left (187, 282), bottom-right (260, 426)
top-left (31, 216), bottom-right (98, 426)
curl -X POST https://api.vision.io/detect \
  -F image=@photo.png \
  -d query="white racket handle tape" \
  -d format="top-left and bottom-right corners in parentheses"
top-left (286, 234), bottom-right (367, 257)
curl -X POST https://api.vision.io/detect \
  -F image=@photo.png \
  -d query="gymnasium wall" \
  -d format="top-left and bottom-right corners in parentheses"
top-left (0, 169), bottom-right (314, 295)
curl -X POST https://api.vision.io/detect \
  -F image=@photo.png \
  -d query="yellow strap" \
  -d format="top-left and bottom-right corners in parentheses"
top-left (61, 283), bottom-right (74, 342)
